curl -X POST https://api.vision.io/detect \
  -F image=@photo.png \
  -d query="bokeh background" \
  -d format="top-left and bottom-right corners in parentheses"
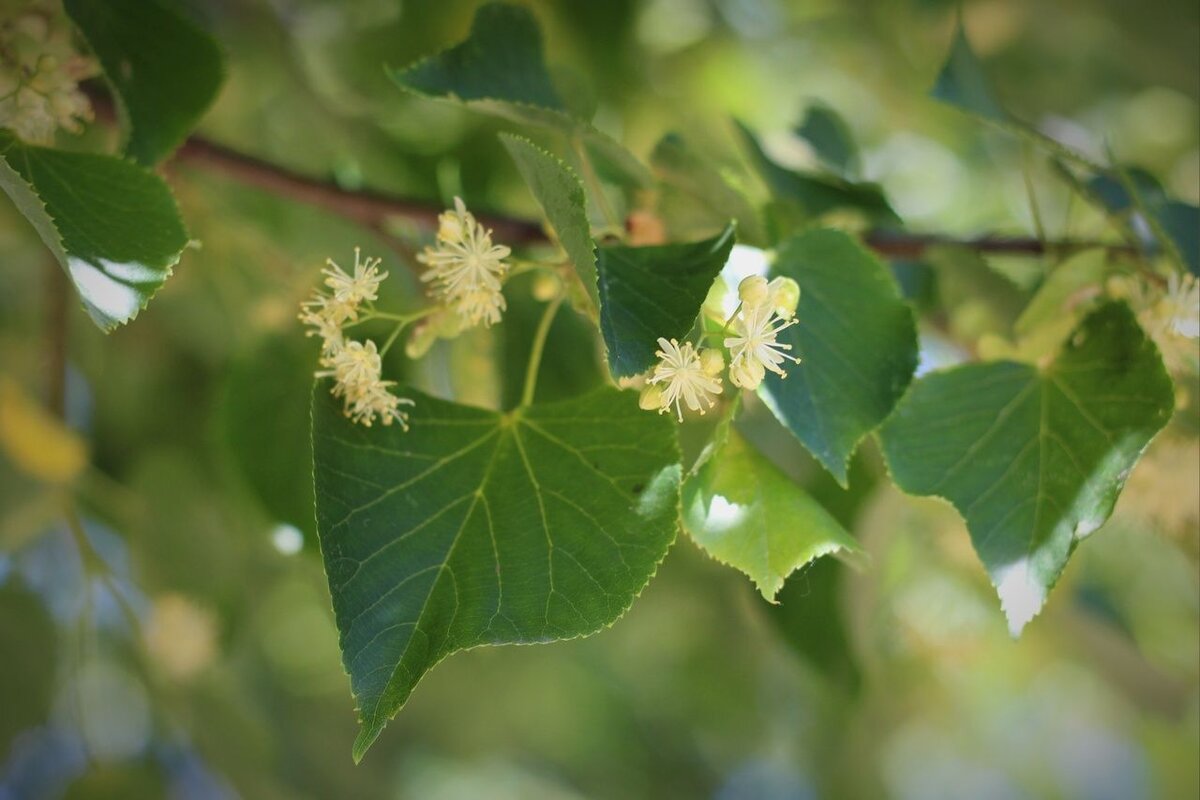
top-left (0, 0), bottom-right (1197, 797)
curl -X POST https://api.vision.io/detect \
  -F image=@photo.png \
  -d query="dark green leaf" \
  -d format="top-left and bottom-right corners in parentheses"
top-left (221, 332), bottom-right (317, 542)
top-left (794, 104), bottom-right (860, 178)
top-left (0, 131), bottom-right (189, 330)
top-left (765, 558), bottom-right (861, 692)
top-left (736, 120), bottom-right (898, 226)
top-left (929, 22), bottom-right (1007, 123)
top-left (879, 302), bottom-right (1173, 635)
top-left (500, 134), bottom-right (598, 308)
top-left (390, 2), bottom-right (651, 189)
top-left (312, 385), bottom-right (680, 760)
top-left (65, 0), bottom-right (224, 165)
top-left (682, 414), bottom-right (858, 600)
top-left (651, 132), bottom-right (766, 245)
top-left (499, 275), bottom-right (605, 409)
top-left (596, 223), bottom-right (735, 378)
top-left (759, 229), bottom-right (918, 485)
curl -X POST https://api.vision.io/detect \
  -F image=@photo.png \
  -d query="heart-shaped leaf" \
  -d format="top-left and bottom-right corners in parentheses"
top-left (879, 302), bottom-right (1173, 635)
top-left (596, 224), bottom-right (735, 378)
top-left (0, 131), bottom-right (189, 330)
top-left (313, 385), bottom-right (680, 760)
top-left (65, 0), bottom-right (224, 165)
top-left (682, 414), bottom-right (858, 600)
top-left (758, 229), bottom-right (918, 485)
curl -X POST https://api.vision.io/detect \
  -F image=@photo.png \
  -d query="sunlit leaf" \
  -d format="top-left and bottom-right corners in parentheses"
top-left (312, 385), bottom-right (680, 760)
top-left (758, 229), bottom-right (918, 485)
top-left (65, 0), bottom-right (224, 165)
top-left (879, 302), bottom-right (1173, 635)
top-left (682, 413), bottom-right (858, 600)
top-left (0, 131), bottom-right (189, 330)
top-left (596, 223), bottom-right (735, 378)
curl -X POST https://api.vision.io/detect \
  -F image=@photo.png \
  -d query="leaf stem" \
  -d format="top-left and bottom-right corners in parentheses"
top-left (572, 132), bottom-right (623, 235)
top-left (521, 293), bottom-right (564, 407)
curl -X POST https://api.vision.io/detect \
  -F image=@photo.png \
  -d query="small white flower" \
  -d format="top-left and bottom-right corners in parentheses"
top-left (318, 340), bottom-right (413, 428)
top-left (646, 338), bottom-right (723, 421)
top-left (322, 246), bottom-right (387, 306)
top-left (724, 301), bottom-right (800, 390)
top-left (1163, 272), bottom-right (1199, 339)
top-left (418, 197), bottom-right (512, 327)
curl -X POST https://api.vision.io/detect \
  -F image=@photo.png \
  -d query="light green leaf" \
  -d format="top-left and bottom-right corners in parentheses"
top-left (312, 385), bottom-right (680, 760)
top-left (596, 223), bottom-right (735, 378)
top-left (65, 0), bottom-right (224, 165)
top-left (651, 132), bottom-right (766, 246)
top-left (0, 131), bottom-right (189, 330)
top-left (793, 104), bottom-right (860, 178)
top-left (758, 229), bottom-right (918, 486)
top-left (499, 133), bottom-right (598, 308)
top-left (682, 414), bottom-right (858, 600)
top-left (929, 22), bottom-right (1007, 123)
top-left (879, 302), bottom-right (1173, 635)
top-left (1015, 249), bottom-right (1110, 338)
top-left (735, 120), bottom-right (898, 226)
top-left (389, 2), bottom-right (650, 189)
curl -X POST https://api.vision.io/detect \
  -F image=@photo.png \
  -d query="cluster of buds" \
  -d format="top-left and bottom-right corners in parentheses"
top-left (299, 248), bottom-right (413, 428)
top-left (0, 1), bottom-right (98, 144)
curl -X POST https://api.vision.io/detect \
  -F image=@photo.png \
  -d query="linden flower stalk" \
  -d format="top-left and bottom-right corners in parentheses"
top-left (418, 197), bottom-right (512, 327)
top-left (645, 338), bottom-right (723, 421)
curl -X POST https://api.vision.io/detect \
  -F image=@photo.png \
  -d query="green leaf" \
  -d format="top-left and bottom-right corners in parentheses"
top-left (879, 302), bottom-right (1173, 635)
top-left (682, 414), bottom-right (858, 600)
top-left (390, 2), bottom-right (651, 189)
top-left (1015, 249), bottom-right (1110, 338)
top-left (312, 385), bottom-right (680, 760)
top-left (65, 0), bottom-right (224, 165)
top-left (0, 131), bottom-right (189, 331)
top-left (221, 332), bottom-right (317, 543)
top-left (929, 22), bottom-right (1007, 123)
top-left (735, 120), bottom-right (898, 226)
top-left (499, 134), bottom-right (598, 308)
top-left (394, 2), bottom-right (565, 113)
top-left (651, 132), bottom-right (766, 246)
top-left (596, 223), bottom-right (735, 378)
top-left (758, 229), bottom-right (918, 486)
top-left (765, 558), bottom-right (861, 692)
top-left (793, 104), bottom-right (860, 178)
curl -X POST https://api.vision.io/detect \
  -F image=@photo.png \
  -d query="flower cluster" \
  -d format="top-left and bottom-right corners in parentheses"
top-left (299, 248), bottom-right (413, 428)
top-left (724, 275), bottom-right (801, 390)
top-left (418, 197), bottom-right (512, 327)
top-left (638, 275), bottom-right (803, 421)
top-left (0, 1), bottom-right (98, 144)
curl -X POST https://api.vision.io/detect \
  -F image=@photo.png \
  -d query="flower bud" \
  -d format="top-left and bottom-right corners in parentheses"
top-left (699, 348), bottom-right (725, 377)
top-left (767, 277), bottom-right (801, 319)
top-left (404, 320), bottom-right (438, 359)
top-left (729, 358), bottom-right (765, 390)
top-left (531, 272), bottom-right (561, 302)
top-left (436, 210), bottom-right (464, 243)
top-left (738, 275), bottom-right (769, 306)
top-left (638, 383), bottom-right (665, 411)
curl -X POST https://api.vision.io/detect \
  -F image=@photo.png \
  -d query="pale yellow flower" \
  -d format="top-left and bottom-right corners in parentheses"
top-left (646, 338), bottom-right (723, 421)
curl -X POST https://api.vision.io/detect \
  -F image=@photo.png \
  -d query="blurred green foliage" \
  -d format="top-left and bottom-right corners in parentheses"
top-left (0, 0), bottom-right (1197, 798)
